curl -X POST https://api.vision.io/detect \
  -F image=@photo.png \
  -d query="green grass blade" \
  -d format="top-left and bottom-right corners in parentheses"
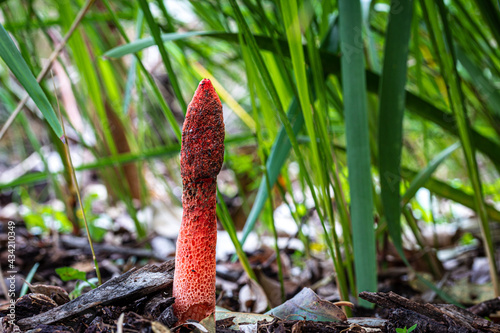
top-left (333, 139), bottom-right (500, 225)
top-left (237, 22), bottom-right (337, 249)
top-left (103, 31), bottom-right (215, 58)
top-left (102, 0), bottom-right (181, 141)
top-left (138, 0), bottom-right (186, 112)
top-left (280, 8), bottom-right (347, 299)
top-left (378, 0), bottom-right (414, 251)
top-left (20, 263), bottom-right (40, 297)
top-left (280, 2), bottom-right (349, 299)
top-left (123, 9), bottom-right (143, 114)
top-left (280, 0), bottom-right (321, 186)
top-left (402, 91), bottom-right (500, 169)
top-left (58, 0), bottom-right (118, 155)
top-left (227, 2), bottom-right (351, 302)
top-left (423, 0), bottom-right (499, 296)
top-left (473, 0), bottom-right (500, 48)
top-left (237, 31), bottom-right (305, 244)
top-left (402, 142), bottom-right (460, 205)
top-left (0, 22), bottom-right (62, 138)
top-left (244, 33), bottom-right (285, 299)
top-left (305, 12), bottom-right (357, 296)
top-left (239, 94), bottom-right (302, 244)
top-left (228, 0), bottom-right (319, 238)
top-left (361, 0), bottom-right (381, 72)
top-left (216, 190), bottom-right (257, 282)
top-left (339, 0), bottom-right (377, 306)
top-left (456, 47), bottom-right (500, 117)
top-left (401, 167), bottom-right (500, 222)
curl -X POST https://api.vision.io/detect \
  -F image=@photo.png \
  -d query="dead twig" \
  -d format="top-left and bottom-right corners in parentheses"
top-left (360, 291), bottom-right (500, 333)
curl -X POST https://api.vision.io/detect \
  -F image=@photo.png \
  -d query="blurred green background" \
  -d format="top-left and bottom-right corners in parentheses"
top-left (0, 0), bottom-right (499, 307)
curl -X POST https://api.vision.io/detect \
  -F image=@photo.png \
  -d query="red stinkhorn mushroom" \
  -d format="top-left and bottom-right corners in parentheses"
top-left (172, 79), bottom-right (225, 324)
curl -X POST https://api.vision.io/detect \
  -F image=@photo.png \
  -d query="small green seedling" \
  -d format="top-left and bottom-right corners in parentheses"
top-left (55, 267), bottom-right (97, 299)
top-left (396, 324), bottom-right (417, 333)
top-left (68, 278), bottom-right (99, 299)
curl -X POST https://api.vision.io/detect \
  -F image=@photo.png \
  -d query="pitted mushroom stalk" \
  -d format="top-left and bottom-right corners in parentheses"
top-left (172, 79), bottom-right (225, 324)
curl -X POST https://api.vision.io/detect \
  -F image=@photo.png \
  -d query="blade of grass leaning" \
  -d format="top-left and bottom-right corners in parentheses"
top-left (123, 9), bottom-right (144, 114)
top-left (103, 31), bottom-right (216, 58)
top-left (228, 0), bottom-right (319, 237)
top-left (280, 5), bottom-right (350, 299)
top-left (338, 0), bottom-right (377, 307)
top-left (378, 0), bottom-right (414, 252)
top-left (0, 22), bottom-right (62, 138)
top-left (422, 0), bottom-right (499, 296)
top-left (190, 61), bottom-right (256, 130)
top-left (0, 0), bottom-right (96, 141)
top-left (247, 51), bottom-right (285, 301)
top-left (237, 31), bottom-right (303, 244)
top-left (104, 31), bottom-right (500, 169)
top-left (57, 1), bottom-right (145, 235)
top-left (280, 0), bottom-right (323, 198)
top-left (101, 0), bottom-right (181, 141)
top-left (456, 47), bottom-right (500, 117)
top-left (305, 16), bottom-right (357, 298)
top-left (235, 20), bottom-right (325, 244)
top-left (228, 0), bottom-right (350, 304)
top-left (402, 142), bottom-right (460, 205)
top-left (281, 1), bottom-right (349, 300)
top-left (55, 92), bottom-right (102, 286)
top-left (473, 0), bottom-right (500, 48)
top-left (138, 0), bottom-right (186, 112)
top-left (400, 167), bottom-right (500, 222)
top-left (215, 190), bottom-right (257, 282)
top-left (332, 140), bottom-right (500, 223)
top-left (20, 263), bottom-right (40, 297)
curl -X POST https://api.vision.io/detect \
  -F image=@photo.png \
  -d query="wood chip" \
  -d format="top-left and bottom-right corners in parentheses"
top-left (17, 260), bottom-right (174, 330)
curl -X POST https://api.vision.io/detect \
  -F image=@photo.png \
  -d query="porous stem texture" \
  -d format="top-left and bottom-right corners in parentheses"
top-left (173, 79), bottom-right (224, 324)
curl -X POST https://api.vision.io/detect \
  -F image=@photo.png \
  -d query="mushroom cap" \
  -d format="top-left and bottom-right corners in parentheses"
top-left (181, 79), bottom-right (225, 182)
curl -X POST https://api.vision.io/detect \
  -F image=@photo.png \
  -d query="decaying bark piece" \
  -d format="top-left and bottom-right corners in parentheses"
top-left (17, 260), bottom-right (174, 330)
top-left (468, 297), bottom-right (500, 317)
top-left (253, 317), bottom-right (386, 333)
top-left (14, 293), bottom-right (58, 320)
top-left (24, 281), bottom-right (71, 305)
top-left (360, 291), bottom-right (500, 333)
